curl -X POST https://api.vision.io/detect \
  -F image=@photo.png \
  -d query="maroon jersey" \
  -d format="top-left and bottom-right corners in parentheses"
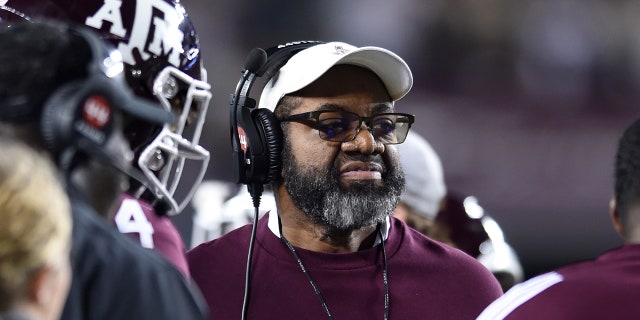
top-left (114, 194), bottom-right (190, 278)
top-left (478, 244), bottom-right (640, 319)
top-left (188, 214), bottom-right (502, 320)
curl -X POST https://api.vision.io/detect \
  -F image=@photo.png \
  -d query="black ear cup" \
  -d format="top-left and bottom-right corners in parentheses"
top-left (253, 108), bottom-right (282, 184)
top-left (36, 25), bottom-right (127, 171)
top-left (40, 80), bottom-right (86, 155)
top-left (40, 74), bottom-right (119, 171)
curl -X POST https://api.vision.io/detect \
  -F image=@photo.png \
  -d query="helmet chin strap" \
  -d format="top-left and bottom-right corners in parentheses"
top-left (129, 182), bottom-right (173, 216)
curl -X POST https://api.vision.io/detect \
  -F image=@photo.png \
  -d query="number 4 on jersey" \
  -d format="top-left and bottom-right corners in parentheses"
top-left (115, 199), bottom-right (155, 248)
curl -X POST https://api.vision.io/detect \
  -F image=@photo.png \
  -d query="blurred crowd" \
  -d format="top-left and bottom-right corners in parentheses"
top-left (189, 0), bottom-right (640, 115)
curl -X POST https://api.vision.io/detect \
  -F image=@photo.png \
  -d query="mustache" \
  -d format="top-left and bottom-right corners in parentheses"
top-left (335, 154), bottom-right (388, 173)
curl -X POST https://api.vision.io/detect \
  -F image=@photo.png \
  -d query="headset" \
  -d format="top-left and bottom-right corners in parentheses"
top-left (229, 41), bottom-right (324, 199)
top-left (0, 14), bottom-right (124, 166)
top-left (39, 26), bottom-right (122, 170)
top-left (38, 25), bottom-right (155, 188)
top-left (229, 41), bottom-right (324, 320)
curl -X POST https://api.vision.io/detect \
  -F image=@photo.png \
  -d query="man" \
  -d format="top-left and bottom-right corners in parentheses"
top-left (3, 0), bottom-right (213, 279)
top-left (188, 41), bottom-right (502, 319)
top-left (477, 118), bottom-right (640, 319)
top-left (0, 20), bottom-right (207, 319)
top-left (0, 138), bottom-right (72, 320)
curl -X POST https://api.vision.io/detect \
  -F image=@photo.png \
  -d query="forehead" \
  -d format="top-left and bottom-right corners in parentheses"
top-left (289, 65), bottom-right (393, 114)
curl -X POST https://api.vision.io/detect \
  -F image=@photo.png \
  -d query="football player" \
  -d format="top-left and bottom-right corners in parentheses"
top-left (0, 18), bottom-right (208, 319)
top-left (2, 0), bottom-right (213, 278)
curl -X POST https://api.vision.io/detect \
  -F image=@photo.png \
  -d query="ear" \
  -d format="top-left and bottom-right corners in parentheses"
top-left (609, 195), bottom-right (624, 236)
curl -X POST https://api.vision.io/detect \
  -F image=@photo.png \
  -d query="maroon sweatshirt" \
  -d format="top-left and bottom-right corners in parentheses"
top-left (478, 244), bottom-right (640, 320)
top-left (189, 214), bottom-right (502, 319)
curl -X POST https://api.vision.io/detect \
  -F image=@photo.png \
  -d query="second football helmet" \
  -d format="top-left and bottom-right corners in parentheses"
top-left (435, 193), bottom-right (525, 291)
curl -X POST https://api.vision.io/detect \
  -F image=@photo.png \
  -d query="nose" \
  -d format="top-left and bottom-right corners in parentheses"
top-left (341, 122), bottom-right (384, 155)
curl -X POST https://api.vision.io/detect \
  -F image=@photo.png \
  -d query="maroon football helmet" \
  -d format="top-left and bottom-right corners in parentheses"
top-left (436, 193), bottom-right (524, 291)
top-left (2, 0), bottom-right (212, 214)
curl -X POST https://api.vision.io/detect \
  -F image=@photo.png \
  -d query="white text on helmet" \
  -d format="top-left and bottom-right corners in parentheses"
top-left (85, 0), bottom-right (185, 67)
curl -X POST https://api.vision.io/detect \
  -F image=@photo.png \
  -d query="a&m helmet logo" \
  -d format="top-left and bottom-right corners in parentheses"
top-left (85, 0), bottom-right (185, 68)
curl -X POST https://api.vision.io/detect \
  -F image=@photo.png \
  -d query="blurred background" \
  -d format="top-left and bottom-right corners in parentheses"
top-left (173, 0), bottom-right (640, 280)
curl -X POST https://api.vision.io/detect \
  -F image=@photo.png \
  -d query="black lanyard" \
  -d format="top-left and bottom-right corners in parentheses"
top-left (279, 222), bottom-right (390, 320)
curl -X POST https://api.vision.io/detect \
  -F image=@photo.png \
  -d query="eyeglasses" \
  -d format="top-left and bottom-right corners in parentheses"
top-left (280, 110), bottom-right (414, 144)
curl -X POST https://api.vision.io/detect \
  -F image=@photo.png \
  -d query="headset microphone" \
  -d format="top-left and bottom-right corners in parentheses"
top-left (244, 48), bottom-right (269, 76)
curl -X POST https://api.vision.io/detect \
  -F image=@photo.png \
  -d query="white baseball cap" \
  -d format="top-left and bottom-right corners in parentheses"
top-left (258, 41), bottom-right (413, 111)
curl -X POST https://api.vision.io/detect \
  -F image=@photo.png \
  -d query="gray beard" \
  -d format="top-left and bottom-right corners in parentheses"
top-left (281, 141), bottom-right (405, 232)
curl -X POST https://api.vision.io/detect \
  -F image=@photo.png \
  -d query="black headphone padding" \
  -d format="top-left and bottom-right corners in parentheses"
top-left (252, 108), bottom-right (282, 183)
top-left (40, 80), bottom-right (84, 155)
top-left (41, 74), bottom-right (122, 150)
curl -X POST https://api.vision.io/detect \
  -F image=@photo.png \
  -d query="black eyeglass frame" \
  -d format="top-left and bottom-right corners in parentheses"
top-left (279, 110), bottom-right (415, 144)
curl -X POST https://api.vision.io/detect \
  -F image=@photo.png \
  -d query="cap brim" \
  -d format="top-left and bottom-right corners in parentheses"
top-left (0, 6), bottom-right (29, 23)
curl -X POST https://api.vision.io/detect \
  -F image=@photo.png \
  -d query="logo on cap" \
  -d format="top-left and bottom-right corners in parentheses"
top-left (334, 45), bottom-right (349, 55)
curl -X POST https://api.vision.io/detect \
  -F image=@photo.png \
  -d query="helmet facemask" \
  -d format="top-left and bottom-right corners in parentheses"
top-left (132, 66), bottom-right (211, 214)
